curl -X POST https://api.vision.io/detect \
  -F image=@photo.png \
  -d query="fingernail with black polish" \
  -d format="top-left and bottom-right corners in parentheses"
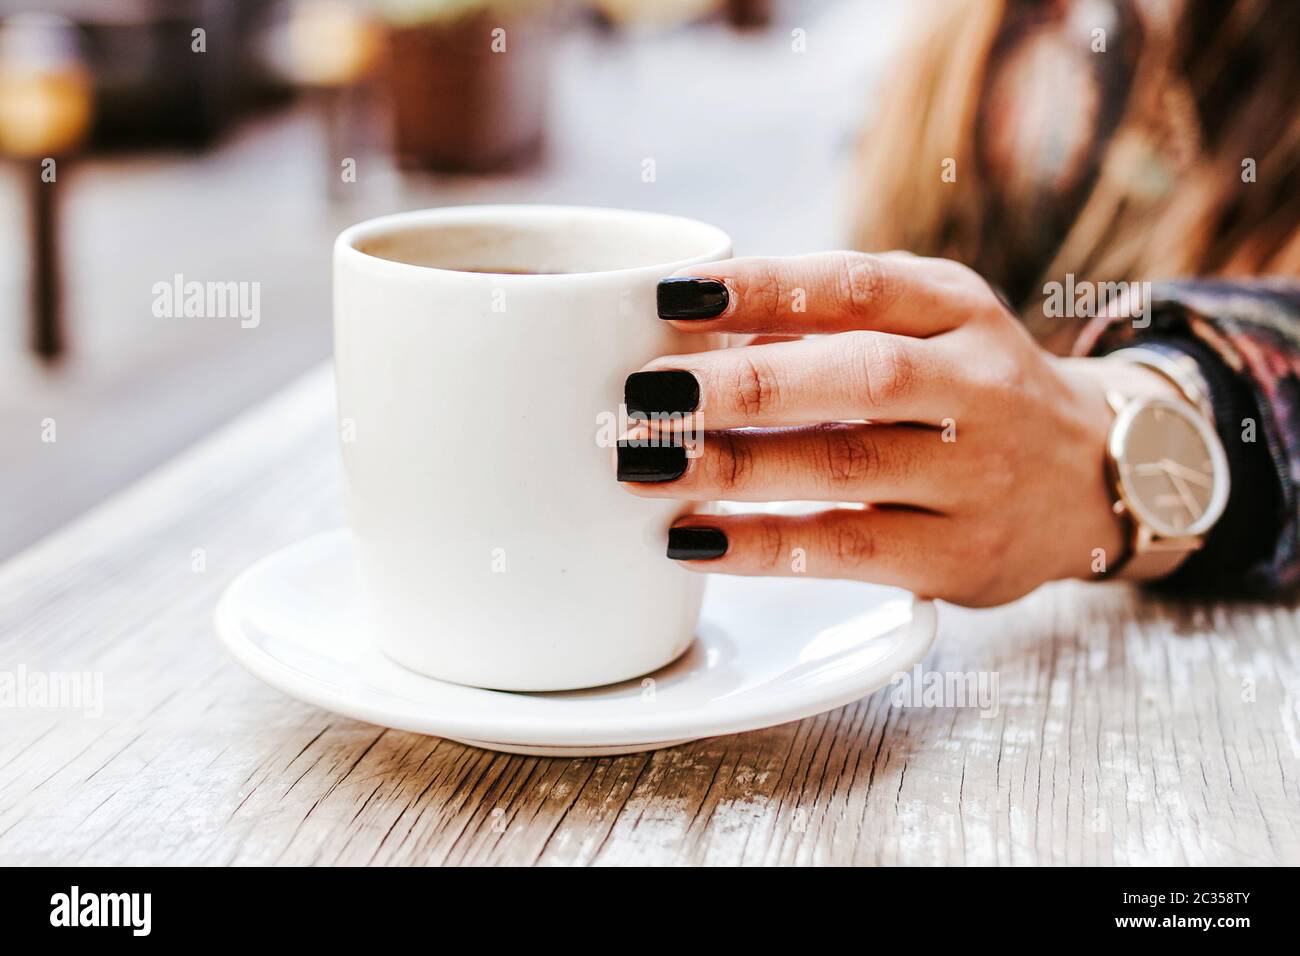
top-left (617, 442), bottom-right (687, 483)
top-left (667, 526), bottom-right (728, 561)
top-left (657, 277), bottom-right (728, 320)
top-left (625, 370), bottom-right (699, 419)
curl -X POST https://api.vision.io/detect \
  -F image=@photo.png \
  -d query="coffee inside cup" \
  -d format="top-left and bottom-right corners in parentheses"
top-left (454, 267), bottom-right (572, 275)
top-left (350, 212), bottom-right (727, 276)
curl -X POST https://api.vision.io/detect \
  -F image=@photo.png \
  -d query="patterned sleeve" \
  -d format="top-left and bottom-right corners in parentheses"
top-left (1073, 279), bottom-right (1300, 594)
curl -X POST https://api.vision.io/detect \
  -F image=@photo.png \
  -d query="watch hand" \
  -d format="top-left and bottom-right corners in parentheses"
top-left (1160, 458), bottom-right (1213, 487)
top-left (1134, 461), bottom-right (1198, 520)
top-left (1166, 469), bottom-right (1204, 520)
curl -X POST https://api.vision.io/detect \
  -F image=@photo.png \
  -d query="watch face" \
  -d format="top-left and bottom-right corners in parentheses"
top-left (1111, 398), bottom-right (1230, 539)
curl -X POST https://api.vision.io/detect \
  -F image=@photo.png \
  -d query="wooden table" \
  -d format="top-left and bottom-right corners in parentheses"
top-left (2, 366), bottom-right (1298, 866)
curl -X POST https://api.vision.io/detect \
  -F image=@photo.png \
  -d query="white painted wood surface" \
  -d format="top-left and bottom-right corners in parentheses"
top-left (2, 366), bottom-right (1298, 865)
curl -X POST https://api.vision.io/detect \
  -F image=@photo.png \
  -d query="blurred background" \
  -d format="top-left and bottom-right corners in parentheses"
top-left (0, 0), bottom-right (902, 560)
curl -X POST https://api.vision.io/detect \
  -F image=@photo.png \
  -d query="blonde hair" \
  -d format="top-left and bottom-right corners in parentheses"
top-left (849, 0), bottom-right (1300, 349)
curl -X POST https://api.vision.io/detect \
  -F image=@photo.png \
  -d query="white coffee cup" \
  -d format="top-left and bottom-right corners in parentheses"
top-left (333, 205), bottom-right (731, 691)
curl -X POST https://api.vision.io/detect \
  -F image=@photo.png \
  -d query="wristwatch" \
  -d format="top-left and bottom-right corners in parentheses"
top-left (1101, 347), bottom-right (1231, 580)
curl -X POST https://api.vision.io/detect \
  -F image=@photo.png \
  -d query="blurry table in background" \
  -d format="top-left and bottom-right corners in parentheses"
top-left (1, 365), bottom-right (1298, 865)
top-left (0, 0), bottom-right (893, 561)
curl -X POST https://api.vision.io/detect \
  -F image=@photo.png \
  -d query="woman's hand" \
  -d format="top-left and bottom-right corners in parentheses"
top-left (616, 251), bottom-right (1183, 607)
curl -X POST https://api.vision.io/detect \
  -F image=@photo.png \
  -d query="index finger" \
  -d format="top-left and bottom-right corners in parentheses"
top-left (657, 251), bottom-right (987, 337)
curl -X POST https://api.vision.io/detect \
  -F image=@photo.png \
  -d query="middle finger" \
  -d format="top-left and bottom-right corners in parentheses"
top-left (626, 332), bottom-right (958, 429)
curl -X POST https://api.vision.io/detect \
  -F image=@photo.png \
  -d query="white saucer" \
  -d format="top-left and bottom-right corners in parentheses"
top-left (216, 530), bottom-right (936, 756)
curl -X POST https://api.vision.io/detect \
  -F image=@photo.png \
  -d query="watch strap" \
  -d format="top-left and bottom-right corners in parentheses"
top-left (1105, 347), bottom-right (1213, 421)
top-left (1111, 536), bottom-right (1201, 580)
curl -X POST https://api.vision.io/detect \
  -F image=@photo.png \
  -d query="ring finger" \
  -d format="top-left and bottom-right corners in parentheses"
top-left (663, 508), bottom-right (954, 592)
top-left (616, 422), bottom-right (957, 508)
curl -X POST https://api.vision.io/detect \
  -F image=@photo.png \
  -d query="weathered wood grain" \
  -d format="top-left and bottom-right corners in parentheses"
top-left (1, 366), bottom-right (1297, 865)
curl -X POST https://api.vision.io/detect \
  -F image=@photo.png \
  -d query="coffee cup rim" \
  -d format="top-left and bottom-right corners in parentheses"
top-left (334, 204), bottom-right (733, 281)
